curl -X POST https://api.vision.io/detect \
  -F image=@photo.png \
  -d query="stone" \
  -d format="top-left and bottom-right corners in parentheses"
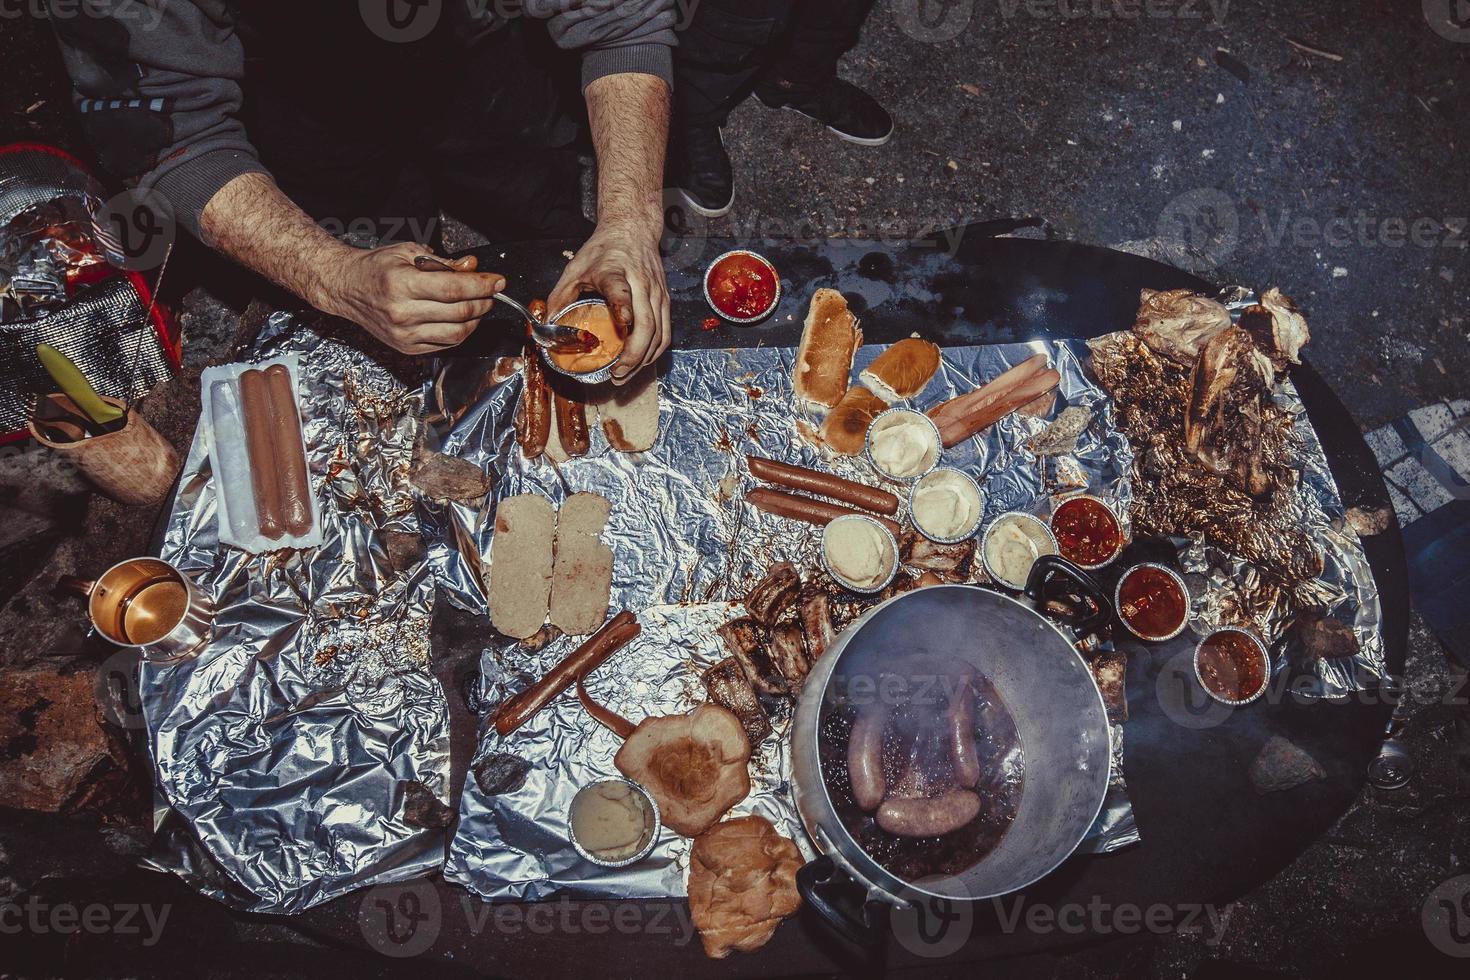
top-left (409, 451), bottom-right (493, 503)
top-left (0, 666), bottom-right (120, 812)
top-left (1250, 736), bottom-right (1328, 794)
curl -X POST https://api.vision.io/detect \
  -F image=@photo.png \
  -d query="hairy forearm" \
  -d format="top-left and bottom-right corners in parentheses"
top-left (199, 172), bottom-right (354, 312)
top-left (583, 73), bottom-right (670, 233)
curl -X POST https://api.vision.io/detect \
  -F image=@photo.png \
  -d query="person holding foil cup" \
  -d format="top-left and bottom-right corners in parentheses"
top-left (47, 1), bottom-right (673, 382)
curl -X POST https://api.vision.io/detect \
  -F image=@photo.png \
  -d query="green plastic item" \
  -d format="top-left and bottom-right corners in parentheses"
top-left (36, 343), bottom-right (126, 426)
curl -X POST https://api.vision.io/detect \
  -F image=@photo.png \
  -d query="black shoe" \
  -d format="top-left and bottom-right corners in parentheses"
top-left (753, 77), bottom-right (894, 146)
top-left (665, 125), bottom-right (734, 218)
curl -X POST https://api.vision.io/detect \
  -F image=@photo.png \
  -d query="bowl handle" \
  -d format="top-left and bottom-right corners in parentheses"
top-left (1023, 554), bottom-right (1113, 636)
top-left (795, 854), bottom-right (883, 947)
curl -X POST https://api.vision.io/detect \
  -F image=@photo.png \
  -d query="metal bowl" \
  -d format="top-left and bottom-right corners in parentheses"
top-left (1113, 562), bottom-right (1191, 642)
top-left (1048, 492), bottom-right (1126, 570)
top-left (820, 514), bottom-right (900, 595)
top-left (539, 298), bottom-right (622, 384)
top-left (864, 407), bottom-right (942, 484)
top-left (566, 777), bottom-right (662, 869)
top-left (979, 512), bottom-right (1058, 591)
top-left (908, 467), bottom-right (984, 544)
top-left (1193, 627), bottom-right (1271, 706)
top-left (703, 249), bottom-right (781, 324)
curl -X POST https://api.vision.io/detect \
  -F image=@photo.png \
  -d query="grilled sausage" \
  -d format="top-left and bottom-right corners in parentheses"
top-left (263, 364), bottom-right (312, 536)
top-left (847, 702), bottom-right (888, 811)
top-left (553, 391), bottom-right (591, 458)
top-left (876, 789), bottom-right (981, 838)
top-left (947, 676), bottom-right (980, 789)
top-left (515, 342), bottom-right (552, 459)
top-left (492, 611), bottom-right (640, 736)
top-left (745, 488), bottom-right (902, 538)
top-left (747, 456), bottom-right (900, 516)
top-left (238, 369), bottom-right (284, 540)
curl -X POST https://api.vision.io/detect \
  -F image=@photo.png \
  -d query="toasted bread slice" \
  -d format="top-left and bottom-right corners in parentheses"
top-left (548, 491), bottom-right (614, 635)
top-left (488, 494), bottom-right (555, 639)
top-left (861, 338), bottom-right (941, 403)
top-left (793, 288), bottom-right (862, 410)
top-left (819, 385), bottom-right (886, 455)
top-left (593, 366), bottom-right (660, 452)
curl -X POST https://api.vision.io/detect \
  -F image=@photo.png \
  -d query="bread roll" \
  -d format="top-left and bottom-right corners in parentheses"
top-left (549, 491), bottom-right (614, 636)
top-left (594, 366), bottom-right (659, 452)
top-left (488, 494), bottom-right (556, 639)
top-left (861, 337), bottom-right (940, 403)
top-left (819, 385), bottom-right (886, 455)
top-left (793, 289), bottom-right (862, 410)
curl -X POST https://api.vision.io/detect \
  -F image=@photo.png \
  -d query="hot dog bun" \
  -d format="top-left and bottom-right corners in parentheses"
top-left (819, 385), bottom-right (886, 455)
top-left (548, 491), bottom-right (614, 636)
top-left (488, 494), bottom-right (555, 639)
top-left (861, 338), bottom-right (941, 403)
top-left (793, 289), bottom-right (862, 410)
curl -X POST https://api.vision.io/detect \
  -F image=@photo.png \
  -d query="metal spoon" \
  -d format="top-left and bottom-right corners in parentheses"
top-left (412, 254), bottom-right (597, 353)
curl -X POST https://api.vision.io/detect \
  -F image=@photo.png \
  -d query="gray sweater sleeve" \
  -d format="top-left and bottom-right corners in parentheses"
top-left (528, 0), bottom-right (677, 89)
top-left (48, 0), bottom-right (269, 239)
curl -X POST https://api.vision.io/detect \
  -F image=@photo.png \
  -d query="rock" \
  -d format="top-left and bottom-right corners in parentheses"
top-left (400, 781), bottom-right (453, 829)
top-left (1345, 506), bottom-right (1393, 537)
top-left (409, 451), bottom-right (492, 503)
top-left (381, 529), bottom-right (425, 573)
top-left (1296, 610), bottom-right (1360, 661)
top-left (1250, 735), bottom-right (1327, 794)
top-left (472, 752), bottom-right (532, 796)
top-left (0, 666), bottom-right (120, 812)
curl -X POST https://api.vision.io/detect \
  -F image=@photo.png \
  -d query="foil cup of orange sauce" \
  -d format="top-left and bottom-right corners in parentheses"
top-left (540, 298), bottom-right (624, 384)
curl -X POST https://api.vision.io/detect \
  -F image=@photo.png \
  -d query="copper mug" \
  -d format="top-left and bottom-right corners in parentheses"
top-left (61, 557), bottom-right (212, 658)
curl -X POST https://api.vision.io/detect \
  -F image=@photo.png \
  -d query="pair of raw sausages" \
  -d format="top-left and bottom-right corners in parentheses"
top-left (744, 456), bottom-right (902, 538)
top-left (237, 364), bottom-right (312, 540)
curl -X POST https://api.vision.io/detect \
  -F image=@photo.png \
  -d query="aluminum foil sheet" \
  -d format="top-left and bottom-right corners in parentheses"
top-left (145, 313), bottom-right (450, 914)
top-left (431, 340), bottom-right (1141, 901)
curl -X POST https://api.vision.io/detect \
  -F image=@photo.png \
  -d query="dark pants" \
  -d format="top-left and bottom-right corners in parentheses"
top-left (672, 0), bottom-right (877, 129)
top-left (239, 15), bottom-right (590, 246)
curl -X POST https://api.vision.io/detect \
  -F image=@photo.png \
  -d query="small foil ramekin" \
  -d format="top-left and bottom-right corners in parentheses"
top-left (1193, 627), bottom-right (1271, 707)
top-left (908, 467), bottom-right (984, 544)
top-left (567, 777), bottom-right (662, 869)
top-left (1049, 492), bottom-right (1127, 571)
top-left (865, 407), bottom-right (942, 484)
top-left (820, 514), bottom-right (900, 595)
top-left (1113, 562), bottom-right (1191, 642)
top-left (539, 298), bottom-right (622, 384)
top-left (979, 511), bottom-right (1058, 591)
top-left (703, 249), bottom-right (781, 324)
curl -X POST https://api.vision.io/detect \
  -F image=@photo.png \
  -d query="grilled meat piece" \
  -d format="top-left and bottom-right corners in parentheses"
top-left (900, 532), bottom-right (976, 576)
top-left (1131, 288), bottom-right (1233, 366)
top-left (745, 562), bottom-right (801, 626)
top-left (1238, 288), bottom-right (1310, 372)
top-left (703, 657), bottom-right (772, 744)
top-left (796, 584), bottom-right (836, 661)
top-left (767, 622), bottom-right (810, 692)
top-left (717, 617), bottom-right (787, 696)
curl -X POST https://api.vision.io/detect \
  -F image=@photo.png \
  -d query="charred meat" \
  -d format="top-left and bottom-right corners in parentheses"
top-left (717, 617), bottom-right (788, 696)
top-left (797, 584), bottom-right (837, 661)
top-left (703, 657), bottom-right (772, 744)
top-left (745, 562), bottom-right (801, 626)
top-left (767, 622), bottom-right (811, 692)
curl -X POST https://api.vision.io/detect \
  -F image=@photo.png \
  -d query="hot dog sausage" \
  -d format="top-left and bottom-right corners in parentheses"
top-left (515, 341), bottom-right (552, 459)
top-left (947, 676), bottom-right (980, 789)
top-left (493, 610), bottom-right (640, 736)
top-left (238, 369), bottom-right (284, 540)
top-left (263, 364), bottom-right (313, 537)
top-left (876, 789), bottom-right (981, 838)
top-left (848, 702), bottom-right (888, 811)
top-left (747, 456), bottom-right (900, 516)
top-left (553, 392), bottom-right (591, 458)
top-left (745, 487), bottom-right (902, 538)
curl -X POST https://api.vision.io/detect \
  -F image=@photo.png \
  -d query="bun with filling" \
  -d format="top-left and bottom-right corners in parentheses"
top-left (793, 289), bottom-right (862, 410)
top-left (861, 337), bottom-right (940, 403)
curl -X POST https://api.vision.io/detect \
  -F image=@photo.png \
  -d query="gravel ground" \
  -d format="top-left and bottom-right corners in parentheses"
top-left (1, 2), bottom-right (1467, 978)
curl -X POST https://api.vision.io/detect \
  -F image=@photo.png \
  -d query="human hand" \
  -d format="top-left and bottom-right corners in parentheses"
top-left (315, 243), bottom-right (506, 355)
top-left (547, 217), bottom-right (670, 384)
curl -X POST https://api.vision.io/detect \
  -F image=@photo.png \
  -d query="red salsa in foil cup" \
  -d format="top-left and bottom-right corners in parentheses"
top-left (704, 250), bottom-right (780, 323)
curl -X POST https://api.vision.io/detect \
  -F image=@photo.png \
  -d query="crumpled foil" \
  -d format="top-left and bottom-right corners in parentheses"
top-left (145, 314), bottom-right (449, 914)
top-left (1157, 287), bottom-right (1383, 699)
top-left (430, 340), bottom-right (1140, 901)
